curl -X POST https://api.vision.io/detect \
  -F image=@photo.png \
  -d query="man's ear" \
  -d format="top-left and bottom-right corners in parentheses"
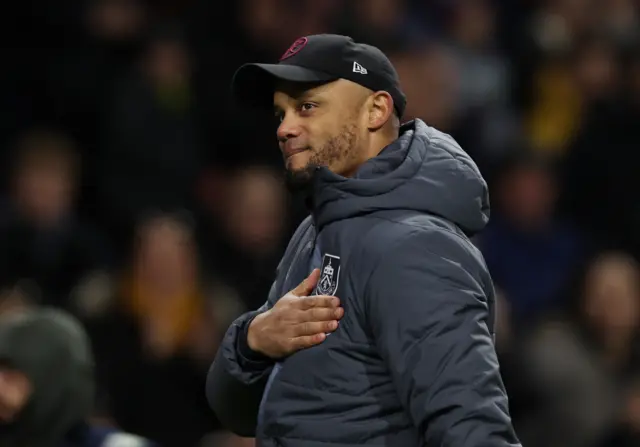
top-left (368, 91), bottom-right (394, 131)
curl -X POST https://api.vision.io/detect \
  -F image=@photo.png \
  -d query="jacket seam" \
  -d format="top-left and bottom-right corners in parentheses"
top-left (363, 214), bottom-right (470, 252)
top-left (423, 130), bottom-right (481, 178)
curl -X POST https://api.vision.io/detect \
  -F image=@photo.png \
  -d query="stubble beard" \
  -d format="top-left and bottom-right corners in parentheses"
top-left (284, 123), bottom-right (358, 193)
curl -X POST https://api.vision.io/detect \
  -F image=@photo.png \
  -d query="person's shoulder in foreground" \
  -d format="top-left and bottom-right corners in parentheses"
top-left (207, 33), bottom-right (522, 446)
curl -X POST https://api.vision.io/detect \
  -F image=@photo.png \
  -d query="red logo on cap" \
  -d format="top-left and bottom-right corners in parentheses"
top-left (280, 37), bottom-right (308, 61)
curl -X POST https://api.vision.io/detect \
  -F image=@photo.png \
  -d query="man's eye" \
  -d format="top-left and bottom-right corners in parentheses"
top-left (300, 103), bottom-right (315, 112)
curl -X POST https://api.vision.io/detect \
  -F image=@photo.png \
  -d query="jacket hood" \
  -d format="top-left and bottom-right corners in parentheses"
top-left (311, 119), bottom-right (490, 235)
top-left (0, 307), bottom-right (95, 447)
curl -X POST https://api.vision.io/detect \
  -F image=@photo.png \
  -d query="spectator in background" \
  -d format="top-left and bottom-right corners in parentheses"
top-left (514, 251), bottom-right (640, 447)
top-left (560, 36), bottom-right (640, 258)
top-left (0, 304), bottom-right (154, 447)
top-left (444, 0), bottom-right (516, 172)
top-left (338, 0), bottom-right (426, 50)
top-left (390, 42), bottom-right (461, 135)
top-left (49, 0), bottom-right (149, 151)
top-left (521, 0), bottom-right (597, 155)
top-left (207, 166), bottom-right (288, 310)
top-left (97, 26), bottom-right (203, 254)
top-left (0, 129), bottom-right (112, 311)
top-left (83, 212), bottom-right (243, 447)
top-left (478, 150), bottom-right (585, 327)
top-left (600, 0), bottom-right (639, 46)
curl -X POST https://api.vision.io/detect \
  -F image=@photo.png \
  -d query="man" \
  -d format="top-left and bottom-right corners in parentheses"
top-left (0, 303), bottom-right (154, 447)
top-left (206, 34), bottom-right (521, 446)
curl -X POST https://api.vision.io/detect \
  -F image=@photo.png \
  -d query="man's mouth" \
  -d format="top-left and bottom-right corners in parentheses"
top-left (283, 146), bottom-right (309, 159)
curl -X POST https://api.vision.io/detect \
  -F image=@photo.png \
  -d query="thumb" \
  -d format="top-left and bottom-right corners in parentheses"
top-left (291, 269), bottom-right (320, 296)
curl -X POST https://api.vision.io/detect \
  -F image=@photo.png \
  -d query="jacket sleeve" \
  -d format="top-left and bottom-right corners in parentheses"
top-left (205, 290), bottom-right (275, 437)
top-left (367, 229), bottom-right (521, 447)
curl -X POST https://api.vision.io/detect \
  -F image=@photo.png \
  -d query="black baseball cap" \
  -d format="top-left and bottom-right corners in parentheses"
top-left (231, 34), bottom-right (407, 118)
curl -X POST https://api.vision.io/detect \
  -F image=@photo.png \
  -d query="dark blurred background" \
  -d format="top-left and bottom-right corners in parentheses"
top-left (0, 0), bottom-right (639, 446)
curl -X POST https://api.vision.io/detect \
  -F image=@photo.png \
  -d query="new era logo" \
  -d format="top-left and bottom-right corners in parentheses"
top-left (353, 61), bottom-right (368, 74)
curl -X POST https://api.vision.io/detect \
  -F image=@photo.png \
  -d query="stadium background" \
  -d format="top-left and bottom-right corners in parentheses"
top-left (1, 0), bottom-right (640, 446)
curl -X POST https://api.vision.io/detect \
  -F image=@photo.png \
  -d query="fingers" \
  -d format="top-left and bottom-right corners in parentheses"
top-left (306, 306), bottom-right (344, 322)
top-left (297, 295), bottom-right (340, 310)
top-left (291, 269), bottom-right (320, 296)
top-left (289, 333), bottom-right (327, 351)
top-left (295, 320), bottom-right (339, 336)
top-left (289, 315), bottom-right (340, 349)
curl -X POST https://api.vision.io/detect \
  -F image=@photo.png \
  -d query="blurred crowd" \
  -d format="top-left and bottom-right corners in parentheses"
top-left (1, 0), bottom-right (639, 446)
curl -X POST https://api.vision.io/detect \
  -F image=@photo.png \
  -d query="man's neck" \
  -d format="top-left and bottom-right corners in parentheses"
top-left (352, 133), bottom-right (398, 174)
top-left (374, 133), bottom-right (398, 155)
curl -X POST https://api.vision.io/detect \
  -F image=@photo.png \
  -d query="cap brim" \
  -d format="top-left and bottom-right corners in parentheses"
top-left (231, 63), bottom-right (336, 110)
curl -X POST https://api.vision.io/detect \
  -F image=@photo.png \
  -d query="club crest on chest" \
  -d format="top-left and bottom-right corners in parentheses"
top-left (315, 253), bottom-right (341, 296)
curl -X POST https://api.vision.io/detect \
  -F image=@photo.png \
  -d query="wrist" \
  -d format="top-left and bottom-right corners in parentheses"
top-left (237, 312), bottom-right (271, 364)
top-left (246, 312), bottom-right (265, 354)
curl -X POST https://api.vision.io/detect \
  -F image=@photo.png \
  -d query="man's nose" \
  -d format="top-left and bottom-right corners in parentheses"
top-left (277, 114), bottom-right (302, 142)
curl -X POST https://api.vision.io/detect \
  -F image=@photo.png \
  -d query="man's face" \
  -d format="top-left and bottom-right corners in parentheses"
top-left (14, 161), bottom-right (74, 227)
top-left (273, 79), bottom-right (370, 190)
